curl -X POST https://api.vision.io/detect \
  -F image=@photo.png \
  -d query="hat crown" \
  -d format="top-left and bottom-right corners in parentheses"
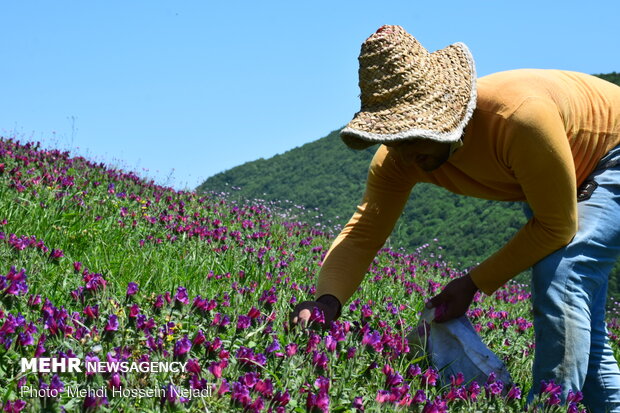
top-left (358, 25), bottom-right (430, 108)
top-left (340, 25), bottom-right (477, 150)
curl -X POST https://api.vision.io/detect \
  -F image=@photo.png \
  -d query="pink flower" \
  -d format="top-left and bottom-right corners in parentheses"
top-left (506, 385), bottom-right (522, 401)
top-left (49, 249), bottom-right (64, 260)
top-left (420, 368), bottom-right (438, 386)
top-left (108, 373), bottom-right (121, 389)
top-left (208, 360), bottom-right (227, 379)
top-left (422, 398), bottom-right (447, 413)
top-left (186, 359), bottom-right (201, 374)
top-left (285, 343), bottom-right (298, 357)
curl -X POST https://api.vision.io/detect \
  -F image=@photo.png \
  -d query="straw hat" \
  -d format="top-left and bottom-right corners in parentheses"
top-left (340, 25), bottom-right (477, 150)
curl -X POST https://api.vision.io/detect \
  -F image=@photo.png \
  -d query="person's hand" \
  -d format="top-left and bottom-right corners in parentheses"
top-left (426, 274), bottom-right (478, 323)
top-left (289, 295), bottom-right (341, 328)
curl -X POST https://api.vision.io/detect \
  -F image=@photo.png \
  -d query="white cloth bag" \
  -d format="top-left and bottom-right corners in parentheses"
top-left (408, 308), bottom-right (513, 387)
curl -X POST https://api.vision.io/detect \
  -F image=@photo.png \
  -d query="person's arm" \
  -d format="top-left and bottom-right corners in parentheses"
top-left (430, 97), bottom-right (578, 321)
top-left (469, 97), bottom-right (577, 293)
top-left (290, 146), bottom-right (415, 325)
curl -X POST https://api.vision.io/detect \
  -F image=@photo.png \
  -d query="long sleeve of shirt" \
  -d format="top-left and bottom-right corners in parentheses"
top-left (316, 69), bottom-right (620, 301)
top-left (316, 147), bottom-right (413, 305)
top-left (467, 97), bottom-right (578, 293)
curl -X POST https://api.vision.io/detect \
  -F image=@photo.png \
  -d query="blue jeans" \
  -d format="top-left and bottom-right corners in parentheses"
top-left (526, 145), bottom-right (620, 412)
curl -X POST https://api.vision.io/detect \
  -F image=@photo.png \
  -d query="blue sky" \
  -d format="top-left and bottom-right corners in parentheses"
top-left (1, 1), bottom-right (618, 190)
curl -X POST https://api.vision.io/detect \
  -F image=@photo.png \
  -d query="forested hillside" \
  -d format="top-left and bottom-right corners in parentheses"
top-left (198, 73), bottom-right (620, 297)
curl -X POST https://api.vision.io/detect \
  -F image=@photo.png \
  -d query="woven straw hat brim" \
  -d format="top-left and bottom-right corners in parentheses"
top-left (341, 41), bottom-right (477, 150)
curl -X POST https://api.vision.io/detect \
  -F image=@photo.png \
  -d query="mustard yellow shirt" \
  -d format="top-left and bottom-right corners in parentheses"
top-left (317, 69), bottom-right (620, 301)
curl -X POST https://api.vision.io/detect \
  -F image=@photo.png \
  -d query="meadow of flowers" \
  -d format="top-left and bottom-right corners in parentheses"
top-left (1, 137), bottom-right (617, 412)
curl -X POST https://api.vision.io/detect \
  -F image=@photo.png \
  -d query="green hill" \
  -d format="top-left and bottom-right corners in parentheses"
top-left (197, 73), bottom-right (620, 296)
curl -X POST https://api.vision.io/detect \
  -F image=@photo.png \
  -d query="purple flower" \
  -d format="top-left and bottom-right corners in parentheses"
top-left (285, 343), bottom-right (298, 357)
top-left (186, 359), bottom-right (201, 374)
top-left (136, 315), bottom-right (155, 331)
top-left (50, 375), bottom-right (64, 393)
top-left (34, 334), bottom-right (46, 357)
top-left (420, 368), bottom-right (438, 387)
top-left (207, 360), bottom-right (227, 378)
top-left (108, 373), bottom-right (121, 389)
top-left (485, 380), bottom-right (504, 397)
top-left (17, 331), bottom-right (35, 347)
top-left (567, 390), bottom-right (583, 403)
top-left (352, 396), bottom-right (364, 411)
top-left (325, 334), bottom-right (337, 352)
top-left (312, 351), bottom-right (329, 371)
top-left (376, 390), bottom-right (392, 403)
top-left (306, 332), bottom-right (321, 353)
top-left (236, 315), bottom-right (251, 330)
top-left (315, 376), bottom-right (330, 392)
top-left (247, 306), bottom-right (261, 319)
top-left (27, 294), bottom-right (41, 307)
top-left (161, 383), bottom-right (188, 406)
top-left (192, 330), bottom-right (206, 346)
top-left (306, 390), bottom-right (330, 413)
top-left (467, 382), bottom-right (481, 401)
top-left (273, 390), bottom-right (290, 406)
top-left (83, 305), bottom-right (99, 319)
top-left (231, 382), bottom-right (252, 408)
top-left (412, 389), bottom-right (427, 404)
top-left (173, 336), bottom-right (192, 358)
top-left (82, 395), bottom-right (108, 411)
top-left (73, 261), bottom-right (83, 273)
top-left (84, 355), bottom-right (100, 376)
top-left (241, 372), bottom-right (258, 388)
top-left (309, 306), bottom-right (325, 324)
top-left (506, 385), bottom-right (522, 401)
top-left (255, 379), bottom-right (273, 397)
top-left (266, 338), bottom-right (281, 354)
top-left (235, 346), bottom-right (265, 369)
top-left (451, 372), bottom-right (465, 387)
top-left (153, 295), bottom-right (164, 309)
top-left (104, 314), bottom-right (118, 332)
top-left (422, 398), bottom-right (448, 413)
top-left (3, 267), bottom-right (28, 296)
top-left (2, 400), bottom-right (27, 413)
top-left (126, 282), bottom-right (139, 297)
top-left (128, 304), bottom-right (140, 318)
top-left (174, 287), bottom-right (189, 306)
top-left (84, 272), bottom-right (107, 292)
top-left (361, 329), bottom-right (382, 351)
top-left (385, 370), bottom-right (404, 387)
top-left (540, 380), bottom-right (562, 405)
top-left (49, 249), bottom-right (64, 260)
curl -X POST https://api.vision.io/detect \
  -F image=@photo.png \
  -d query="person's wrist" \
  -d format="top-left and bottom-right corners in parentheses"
top-left (316, 294), bottom-right (342, 319)
top-left (464, 273), bottom-right (479, 295)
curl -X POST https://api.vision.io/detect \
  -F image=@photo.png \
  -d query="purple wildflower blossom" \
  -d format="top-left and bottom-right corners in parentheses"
top-left (2, 400), bottom-right (27, 413)
top-left (126, 282), bottom-right (139, 297)
top-left (104, 314), bottom-right (118, 332)
top-left (174, 287), bottom-right (189, 306)
top-left (236, 315), bottom-right (251, 330)
top-left (173, 335), bottom-right (192, 358)
top-left (49, 249), bottom-right (64, 260)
